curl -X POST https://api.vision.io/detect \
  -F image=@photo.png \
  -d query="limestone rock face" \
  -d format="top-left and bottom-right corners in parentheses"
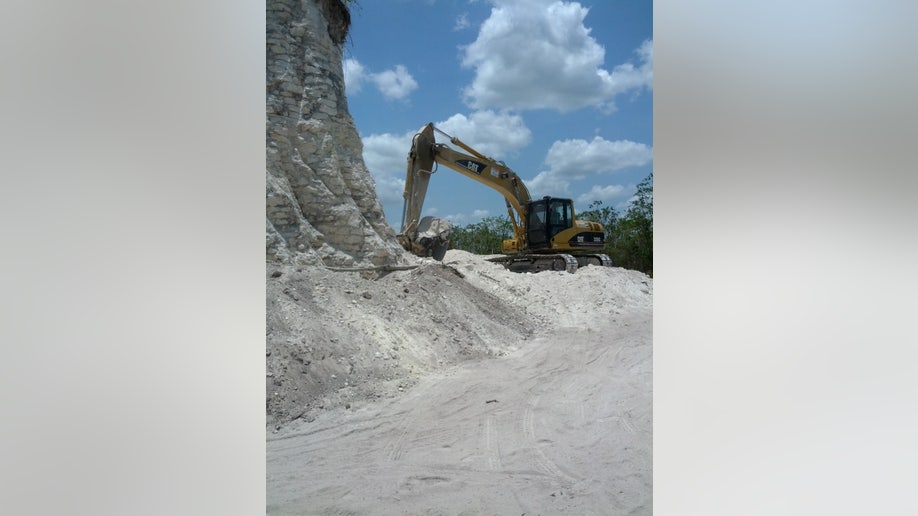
top-left (266, 0), bottom-right (407, 267)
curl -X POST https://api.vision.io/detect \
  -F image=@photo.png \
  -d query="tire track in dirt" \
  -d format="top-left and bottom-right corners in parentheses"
top-left (268, 313), bottom-right (652, 515)
top-left (482, 415), bottom-right (502, 471)
top-left (520, 394), bottom-right (580, 485)
top-left (382, 407), bottom-right (416, 462)
top-left (380, 378), bottom-right (478, 464)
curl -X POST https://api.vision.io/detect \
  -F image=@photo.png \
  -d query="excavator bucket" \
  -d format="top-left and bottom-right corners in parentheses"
top-left (414, 215), bottom-right (453, 260)
top-left (397, 214), bottom-right (452, 260)
top-left (397, 124), bottom-right (452, 260)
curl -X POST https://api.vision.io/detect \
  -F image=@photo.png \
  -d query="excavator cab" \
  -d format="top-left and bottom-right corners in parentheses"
top-left (526, 196), bottom-right (573, 250)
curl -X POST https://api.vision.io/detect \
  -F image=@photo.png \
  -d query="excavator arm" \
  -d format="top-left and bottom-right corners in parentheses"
top-left (397, 123), bottom-right (451, 260)
top-left (398, 122), bottom-right (532, 259)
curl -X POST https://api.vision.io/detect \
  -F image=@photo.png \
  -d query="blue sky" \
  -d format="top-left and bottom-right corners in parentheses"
top-left (342, 0), bottom-right (652, 229)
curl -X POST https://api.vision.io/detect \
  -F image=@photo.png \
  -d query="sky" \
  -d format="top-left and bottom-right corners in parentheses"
top-left (342, 0), bottom-right (653, 229)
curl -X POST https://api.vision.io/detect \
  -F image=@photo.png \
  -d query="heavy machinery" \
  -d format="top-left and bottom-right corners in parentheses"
top-left (397, 123), bottom-right (612, 273)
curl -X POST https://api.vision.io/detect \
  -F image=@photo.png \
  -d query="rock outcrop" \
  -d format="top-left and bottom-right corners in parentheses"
top-left (266, 0), bottom-right (407, 267)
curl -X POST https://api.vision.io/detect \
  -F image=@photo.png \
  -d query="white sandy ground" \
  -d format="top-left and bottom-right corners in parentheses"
top-left (266, 250), bottom-right (652, 514)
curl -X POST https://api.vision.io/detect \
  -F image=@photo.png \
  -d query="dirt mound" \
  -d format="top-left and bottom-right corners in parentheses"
top-left (443, 249), bottom-right (653, 327)
top-left (267, 250), bottom-right (653, 513)
top-left (266, 250), bottom-right (652, 428)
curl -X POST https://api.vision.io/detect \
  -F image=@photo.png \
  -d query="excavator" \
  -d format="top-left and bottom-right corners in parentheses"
top-left (396, 122), bottom-right (612, 273)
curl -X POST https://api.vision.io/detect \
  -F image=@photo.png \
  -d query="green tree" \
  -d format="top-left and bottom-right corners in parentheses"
top-left (616, 173), bottom-right (653, 275)
top-left (578, 173), bottom-right (653, 276)
top-left (449, 215), bottom-right (513, 254)
top-left (576, 200), bottom-right (620, 249)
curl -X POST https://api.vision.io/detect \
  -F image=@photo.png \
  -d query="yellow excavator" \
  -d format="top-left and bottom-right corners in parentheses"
top-left (397, 123), bottom-right (612, 273)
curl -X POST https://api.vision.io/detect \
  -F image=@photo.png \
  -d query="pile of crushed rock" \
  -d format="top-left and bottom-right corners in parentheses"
top-left (266, 249), bottom-right (652, 428)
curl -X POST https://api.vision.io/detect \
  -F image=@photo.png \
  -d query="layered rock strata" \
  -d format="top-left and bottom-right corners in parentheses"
top-left (266, 0), bottom-right (406, 267)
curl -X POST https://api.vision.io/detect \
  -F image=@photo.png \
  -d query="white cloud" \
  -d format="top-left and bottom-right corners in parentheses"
top-left (442, 212), bottom-right (469, 225)
top-left (528, 170), bottom-right (572, 199)
top-left (576, 184), bottom-right (628, 206)
top-left (440, 209), bottom-right (490, 225)
top-left (618, 38), bottom-right (653, 94)
top-left (527, 136), bottom-right (651, 198)
top-left (454, 13), bottom-right (470, 31)
top-left (370, 64), bottom-right (418, 101)
top-left (544, 137), bottom-right (652, 179)
top-left (374, 176), bottom-right (407, 209)
top-left (343, 58), bottom-right (366, 94)
top-left (460, 1), bottom-right (652, 113)
top-left (435, 110), bottom-right (531, 158)
top-left (361, 131), bottom-right (414, 205)
top-left (342, 58), bottom-right (419, 101)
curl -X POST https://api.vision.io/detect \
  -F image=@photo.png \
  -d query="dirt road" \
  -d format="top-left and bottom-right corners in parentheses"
top-left (267, 311), bottom-right (651, 515)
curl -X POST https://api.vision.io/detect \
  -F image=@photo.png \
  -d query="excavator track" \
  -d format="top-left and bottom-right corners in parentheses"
top-left (574, 253), bottom-right (613, 268)
top-left (487, 253), bottom-right (612, 274)
top-left (488, 253), bottom-right (578, 274)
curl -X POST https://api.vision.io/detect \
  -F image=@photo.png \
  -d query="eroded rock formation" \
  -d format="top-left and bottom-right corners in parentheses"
top-left (266, 0), bottom-right (407, 267)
